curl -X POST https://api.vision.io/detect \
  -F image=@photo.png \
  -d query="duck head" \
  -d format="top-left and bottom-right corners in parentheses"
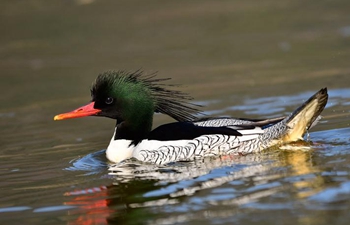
top-left (54, 70), bottom-right (200, 142)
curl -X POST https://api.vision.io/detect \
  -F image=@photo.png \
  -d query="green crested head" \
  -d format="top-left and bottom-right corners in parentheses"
top-left (90, 70), bottom-right (201, 134)
top-left (91, 71), bottom-right (154, 123)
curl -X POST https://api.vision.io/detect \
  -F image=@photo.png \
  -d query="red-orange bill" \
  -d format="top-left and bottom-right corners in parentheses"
top-left (54, 102), bottom-right (101, 120)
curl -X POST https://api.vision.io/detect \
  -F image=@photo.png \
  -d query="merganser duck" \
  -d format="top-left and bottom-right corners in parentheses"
top-left (54, 70), bottom-right (328, 165)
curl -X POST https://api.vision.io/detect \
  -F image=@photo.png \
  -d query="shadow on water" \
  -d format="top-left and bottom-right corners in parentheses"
top-left (65, 149), bottom-right (107, 175)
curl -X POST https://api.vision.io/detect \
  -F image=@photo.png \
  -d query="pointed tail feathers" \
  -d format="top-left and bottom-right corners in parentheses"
top-left (282, 88), bottom-right (328, 142)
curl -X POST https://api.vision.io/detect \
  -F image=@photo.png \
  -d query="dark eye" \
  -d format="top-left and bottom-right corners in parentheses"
top-left (105, 97), bottom-right (114, 105)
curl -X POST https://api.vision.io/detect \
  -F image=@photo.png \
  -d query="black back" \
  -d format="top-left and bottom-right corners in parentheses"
top-left (147, 122), bottom-right (242, 141)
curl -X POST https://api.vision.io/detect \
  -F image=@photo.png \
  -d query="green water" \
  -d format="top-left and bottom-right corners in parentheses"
top-left (1, 0), bottom-right (350, 224)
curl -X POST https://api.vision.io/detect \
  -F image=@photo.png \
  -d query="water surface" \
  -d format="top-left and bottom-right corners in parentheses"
top-left (1, 1), bottom-right (350, 224)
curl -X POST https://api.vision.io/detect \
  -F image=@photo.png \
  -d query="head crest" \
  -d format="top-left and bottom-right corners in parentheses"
top-left (91, 70), bottom-right (202, 121)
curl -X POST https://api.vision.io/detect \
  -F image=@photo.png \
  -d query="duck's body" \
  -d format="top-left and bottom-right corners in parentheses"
top-left (55, 71), bottom-right (328, 165)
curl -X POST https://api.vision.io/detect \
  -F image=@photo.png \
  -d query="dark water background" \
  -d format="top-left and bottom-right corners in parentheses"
top-left (1, 0), bottom-right (350, 224)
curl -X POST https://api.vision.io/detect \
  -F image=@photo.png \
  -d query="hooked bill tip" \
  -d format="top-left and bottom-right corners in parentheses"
top-left (53, 115), bottom-right (62, 120)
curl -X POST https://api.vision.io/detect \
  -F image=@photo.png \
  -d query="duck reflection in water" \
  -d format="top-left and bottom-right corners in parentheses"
top-left (63, 147), bottom-right (325, 224)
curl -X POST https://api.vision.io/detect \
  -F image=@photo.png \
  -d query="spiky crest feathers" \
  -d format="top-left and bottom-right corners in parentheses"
top-left (91, 70), bottom-right (201, 122)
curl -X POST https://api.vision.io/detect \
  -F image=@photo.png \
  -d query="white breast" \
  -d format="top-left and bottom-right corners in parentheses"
top-left (105, 128), bottom-right (134, 163)
top-left (106, 138), bottom-right (134, 163)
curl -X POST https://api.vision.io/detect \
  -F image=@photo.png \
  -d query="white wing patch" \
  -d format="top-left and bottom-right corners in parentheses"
top-left (233, 126), bottom-right (264, 135)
